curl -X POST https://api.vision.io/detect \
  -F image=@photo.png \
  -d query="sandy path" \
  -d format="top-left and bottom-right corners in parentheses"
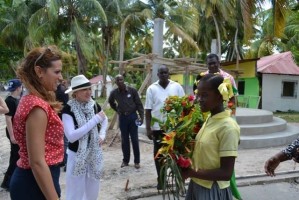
top-left (0, 91), bottom-right (298, 199)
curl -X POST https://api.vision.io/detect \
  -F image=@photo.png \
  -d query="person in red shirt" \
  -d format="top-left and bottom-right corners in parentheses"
top-left (9, 45), bottom-right (64, 200)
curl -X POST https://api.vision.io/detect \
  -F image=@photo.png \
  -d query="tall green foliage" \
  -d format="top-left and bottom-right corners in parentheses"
top-left (0, 45), bottom-right (23, 80)
top-left (0, 0), bottom-right (298, 81)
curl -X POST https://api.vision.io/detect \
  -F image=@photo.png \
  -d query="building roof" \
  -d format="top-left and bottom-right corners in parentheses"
top-left (257, 51), bottom-right (299, 75)
top-left (221, 58), bottom-right (259, 66)
top-left (89, 75), bottom-right (112, 84)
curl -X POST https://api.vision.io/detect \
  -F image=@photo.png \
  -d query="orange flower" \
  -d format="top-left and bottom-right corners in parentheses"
top-left (165, 134), bottom-right (172, 141)
top-left (165, 106), bottom-right (172, 111)
top-left (181, 101), bottom-right (187, 107)
top-left (155, 131), bottom-right (176, 159)
top-left (165, 98), bottom-right (172, 104)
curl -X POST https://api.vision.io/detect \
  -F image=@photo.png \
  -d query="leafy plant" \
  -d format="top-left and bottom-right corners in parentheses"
top-left (152, 95), bottom-right (206, 199)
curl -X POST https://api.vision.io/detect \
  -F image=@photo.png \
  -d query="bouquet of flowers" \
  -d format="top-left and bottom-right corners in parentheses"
top-left (152, 95), bottom-right (206, 199)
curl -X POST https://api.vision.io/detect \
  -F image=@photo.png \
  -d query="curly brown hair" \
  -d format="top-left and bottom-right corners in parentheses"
top-left (17, 45), bottom-right (63, 112)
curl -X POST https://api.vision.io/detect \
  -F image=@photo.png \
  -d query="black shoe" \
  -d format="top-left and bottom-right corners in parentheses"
top-left (0, 185), bottom-right (9, 191)
top-left (121, 162), bottom-right (128, 168)
top-left (134, 163), bottom-right (140, 169)
top-left (1, 174), bottom-right (10, 191)
top-left (0, 182), bottom-right (9, 191)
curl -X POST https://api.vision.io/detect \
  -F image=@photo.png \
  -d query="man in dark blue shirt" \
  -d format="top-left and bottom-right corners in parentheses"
top-left (108, 74), bottom-right (144, 169)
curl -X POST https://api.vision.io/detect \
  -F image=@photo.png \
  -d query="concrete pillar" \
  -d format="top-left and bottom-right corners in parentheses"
top-left (211, 39), bottom-right (217, 54)
top-left (152, 18), bottom-right (164, 83)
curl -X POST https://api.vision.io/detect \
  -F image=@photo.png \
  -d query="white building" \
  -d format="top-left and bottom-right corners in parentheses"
top-left (257, 52), bottom-right (299, 112)
top-left (89, 75), bottom-right (113, 98)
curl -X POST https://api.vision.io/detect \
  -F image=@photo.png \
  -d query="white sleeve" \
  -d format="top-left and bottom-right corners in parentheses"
top-left (179, 85), bottom-right (185, 96)
top-left (62, 113), bottom-right (101, 143)
top-left (144, 87), bottom-right (153, 109)
top-left (99, 115), bottom-right (108, 140)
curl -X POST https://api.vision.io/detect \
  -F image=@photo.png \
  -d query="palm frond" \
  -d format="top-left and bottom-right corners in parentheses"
top-left (272, 0), bottom-right (287, 37)
top-left (72, 18), bottom-right (95, 61)
top-left (166, 20), bottom-right (199, 52)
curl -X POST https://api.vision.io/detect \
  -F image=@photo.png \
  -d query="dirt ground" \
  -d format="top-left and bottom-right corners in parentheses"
top-left (0, 91), bottom-right (298, 200)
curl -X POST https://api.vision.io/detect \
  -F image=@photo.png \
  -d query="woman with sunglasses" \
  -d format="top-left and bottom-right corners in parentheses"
top-left (10, 46), bottom-right (64, 200)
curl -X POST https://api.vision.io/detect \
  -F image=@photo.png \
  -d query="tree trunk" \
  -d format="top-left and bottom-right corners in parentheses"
top-left (75, 39), bottom-right (87, 75)
top-left (119, 23), bottom-right (125, 75)
top-left (101, 33), bottom-right (111, 98)
top-left (234, 27), bottom-right (240, 70)
top-left (212, 14), bottom-right (221, 59)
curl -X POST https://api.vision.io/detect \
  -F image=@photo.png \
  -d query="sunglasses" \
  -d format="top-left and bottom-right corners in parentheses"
top-left (34, 46), bottom-right (54, 67)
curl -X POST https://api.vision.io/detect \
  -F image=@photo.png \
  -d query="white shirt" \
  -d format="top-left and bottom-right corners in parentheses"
top-left (145, 80), bottom-right (185, 130)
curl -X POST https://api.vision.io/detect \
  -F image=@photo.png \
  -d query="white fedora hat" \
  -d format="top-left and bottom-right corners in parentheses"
top-left (65, 74), bottom-right (93, 94)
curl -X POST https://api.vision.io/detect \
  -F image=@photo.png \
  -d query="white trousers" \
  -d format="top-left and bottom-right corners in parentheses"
top-left (65, 149), bottom-right (101, 200)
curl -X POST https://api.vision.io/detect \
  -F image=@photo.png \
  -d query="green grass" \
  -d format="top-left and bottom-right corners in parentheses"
top-left (95, 96), bottom-right (147, 121)
top-left (273, 112), bottom-right (299, 123)
top-left (95, 97), bottom-right (114, 120)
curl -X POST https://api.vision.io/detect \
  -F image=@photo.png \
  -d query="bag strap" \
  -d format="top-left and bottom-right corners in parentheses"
top-left (94, 103), bottom-right (98, 114)
top-left (94, 102), bottom-right (101, 131)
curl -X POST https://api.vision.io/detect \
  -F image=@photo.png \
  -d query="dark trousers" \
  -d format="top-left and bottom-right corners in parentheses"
top-left (59, 113), bottom-right (68, 167)
top-left (10, 165), bottom-right (61, 200)
top-left (1, 129), bottom-right (20, 189)
top-left (119, 112), bottom-right (140, 164)
top-left (153, 130), bottom-right (164, 180)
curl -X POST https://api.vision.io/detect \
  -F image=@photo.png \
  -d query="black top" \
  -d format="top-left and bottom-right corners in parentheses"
top-left (5, 96), bottom-right (19, 137)
top-left (62, 103), bottom-right (101, 152)
top-left (56, 84), bottom-right (69, 106)
top-left (56, 84), bottom-right (69, 119)
top-left (108, 85), bottom-right (144, 119)
top-left (5, 96), bottom-right (19, 121)
top-left (193, 74), bottom-right (203, 93)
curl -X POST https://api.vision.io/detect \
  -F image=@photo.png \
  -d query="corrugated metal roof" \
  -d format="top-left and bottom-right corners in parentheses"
top-left (257, 51), bottom-right (299, 75)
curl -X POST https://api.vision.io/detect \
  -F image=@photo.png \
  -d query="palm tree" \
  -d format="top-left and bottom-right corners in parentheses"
top-left (27, 0), bottom-right (107, 74)
top-left (94, 0), bottom-right (130, 96)
top-left (244, 0), bottom-right (291, 58)
top-left (118, 0), bottom-right (151, 74)
top-left (135, 0), bottom-right (200, 54)
top-left (283, 3), bottom-right (299, 63)
top-left (0, 0), bottom-right (34, 51)
top-left (192, 0), bottom-right (236, 58)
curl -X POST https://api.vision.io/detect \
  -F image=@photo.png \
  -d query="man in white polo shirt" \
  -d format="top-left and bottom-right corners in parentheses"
top-left (145, 65), bottom-right (185, 190)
